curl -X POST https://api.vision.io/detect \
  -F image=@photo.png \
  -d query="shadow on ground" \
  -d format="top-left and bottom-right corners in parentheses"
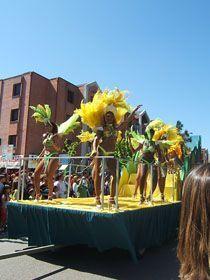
top-left (31, 239), bottom-right (179, 280)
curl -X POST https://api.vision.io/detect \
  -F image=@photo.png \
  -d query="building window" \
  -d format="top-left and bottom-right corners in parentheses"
top-left (67, 90), bottom-right (74, 103)
top-left (8, 135), bottom-right (17, 147)
top-left (13, 83), bottom-right (21, 97)
top-left (10, 109), bottom-right (19, 122)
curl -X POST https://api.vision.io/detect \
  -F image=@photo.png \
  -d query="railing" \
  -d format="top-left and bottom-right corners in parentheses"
top-left (5, 155), bottom-right (180, 210)
top-left (16, 156), bottom-right (120, 210)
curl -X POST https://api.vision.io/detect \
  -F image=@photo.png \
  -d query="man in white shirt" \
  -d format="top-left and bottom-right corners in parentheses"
top-left (54, 173), bottom-right (67, 198)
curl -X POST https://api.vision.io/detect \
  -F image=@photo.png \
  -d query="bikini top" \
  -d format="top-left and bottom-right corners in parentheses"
top-left (43, 133), bottom-right (54, 148)
top-left (99, 124), bottom-right (118, 139)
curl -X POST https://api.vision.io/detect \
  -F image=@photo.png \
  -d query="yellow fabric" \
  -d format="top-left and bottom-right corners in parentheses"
top-left (13, 197), bottom-right (179, 214)
top-left (119, 172), bottom-right (181, 201)
top-left (77, 131), bottom-right (96, 143)
top-left (128, 173), bottom-right (137, 185)
top-left (118, 167), bottom-right (129, 195)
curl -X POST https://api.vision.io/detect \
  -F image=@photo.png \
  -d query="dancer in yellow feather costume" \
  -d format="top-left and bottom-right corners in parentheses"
top-left (76, 89), bottom-right (141, 208)
top-left (130, 119), bottom-right (185, 204)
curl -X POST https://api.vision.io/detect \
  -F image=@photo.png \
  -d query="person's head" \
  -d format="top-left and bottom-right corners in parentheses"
top-left (0, 167), bottom-right (6, 174)
top-left (177, 163), bottom-right (210, 280)
top-left (82, 171), bottom-right (88, 178)
top-left (55, 173), bottom-right (64, 181)
top-left (104, 111), bottom-right (116, 125)
top-left (73, 176), bottom-right (78, 183)
top-left (0, 174), bottom-right (6, 183)
top-left (3, 184), bottom-right (11, 194)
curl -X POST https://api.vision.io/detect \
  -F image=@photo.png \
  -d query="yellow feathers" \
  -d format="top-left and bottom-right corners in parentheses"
top-left (77, 131), bottom-right (96, 143)
top-left (146, 119), bottom-right (184, 159)
top-left (75, 89), bottom-right (129, 129)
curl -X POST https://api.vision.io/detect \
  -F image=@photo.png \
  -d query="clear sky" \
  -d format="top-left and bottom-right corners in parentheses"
top-left (0, 0), bottom-right (209, 149)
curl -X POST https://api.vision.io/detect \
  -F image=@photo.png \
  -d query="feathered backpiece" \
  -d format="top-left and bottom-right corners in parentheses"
top-left (30, 104), bottom-right (80, 136)
top-left (58, 114), bottom-right (80, 135)
top-left (75, 89), bottom-right (130, 130)
top-left (30, 104), bottom-right (52, 125)
top-left (145, 119), bottom-right (165, 139)
top-left (147, 120), bottom-right (185, 159)
top-left (130, 131), bottom-right (146, 149)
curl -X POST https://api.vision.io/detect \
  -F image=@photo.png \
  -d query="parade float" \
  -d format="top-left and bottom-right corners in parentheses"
top-left (6, 89), bottom-right (195, 261)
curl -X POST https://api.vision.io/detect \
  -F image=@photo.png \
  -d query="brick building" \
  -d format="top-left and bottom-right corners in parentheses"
top-left (0, 72), bottom-right (99, 156)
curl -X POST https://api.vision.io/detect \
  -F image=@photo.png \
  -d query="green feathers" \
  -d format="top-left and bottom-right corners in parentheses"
top-left (30, 104), bottom-right (80, 136)
top-left (30, 104), bottom-right (52, 125)
top-left (57, 114), bottom-right (80, 135)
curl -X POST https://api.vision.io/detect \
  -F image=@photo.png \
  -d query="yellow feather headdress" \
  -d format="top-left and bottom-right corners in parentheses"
top-left (75, 89), bottom-right (130, 130)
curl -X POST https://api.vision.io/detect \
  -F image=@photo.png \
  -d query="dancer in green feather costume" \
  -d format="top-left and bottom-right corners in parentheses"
top-left (30, 105), bottom-right (80, 200)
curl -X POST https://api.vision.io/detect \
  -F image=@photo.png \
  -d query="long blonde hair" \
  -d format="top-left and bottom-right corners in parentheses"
top-left (177, 163), bottom-right (210, 280)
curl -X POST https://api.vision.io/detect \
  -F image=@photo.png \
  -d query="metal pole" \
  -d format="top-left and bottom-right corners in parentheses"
top-left (115, 158), bottom-right (120, 210)
top-left (67, 163), bottom-right (72, 198)
top-left (21, 159), bottom-right (26, 200)
top-left (150, 164), bottom-right (153, 205)
top-left (20, 156), bottom-right (115, 160)
top-left (17, 158), bottom-right (22, 200)
top-left (172, 170), bottom-right (175, 202)
top-left (100, 157), bottom-right (105, 210)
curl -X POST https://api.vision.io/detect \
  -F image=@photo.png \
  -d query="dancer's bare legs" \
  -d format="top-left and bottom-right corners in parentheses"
top-left (33, 159), bottom-right (45, 199)
top-left (46, 158), bottom-right (59, 199)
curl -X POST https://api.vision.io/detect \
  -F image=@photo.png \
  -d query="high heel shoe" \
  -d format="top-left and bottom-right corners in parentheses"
top-left (34, 194), bottom-right (41, 202)
top-left (95, 197), bottom-right (102, 209)
top-left (108, 197), bottom-right (116, 210)
top-left (139, 195), bottom-right (145, 205)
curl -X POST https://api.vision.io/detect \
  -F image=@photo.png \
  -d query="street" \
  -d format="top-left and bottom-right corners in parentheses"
top-left (0, 233), bottom-right (179, 280)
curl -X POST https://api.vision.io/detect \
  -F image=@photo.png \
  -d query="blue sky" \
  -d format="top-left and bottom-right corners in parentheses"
top-left (0, 0), bottom-right (209, 149)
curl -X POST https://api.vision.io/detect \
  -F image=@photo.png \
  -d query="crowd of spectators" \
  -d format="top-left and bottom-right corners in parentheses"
top-left (0, 167), bottom-right (111, 233)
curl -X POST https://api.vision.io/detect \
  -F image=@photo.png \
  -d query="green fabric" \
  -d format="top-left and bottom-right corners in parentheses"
top-left (44, 152), bottom-right (58, 171)
top-left (7, 202), bottom-right (181, 262)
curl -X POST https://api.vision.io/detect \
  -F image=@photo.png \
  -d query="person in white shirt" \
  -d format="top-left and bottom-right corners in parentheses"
top-left (54, 173), bottom-right (67, 198)
top-left (72, 176), bottom-right (79, 197)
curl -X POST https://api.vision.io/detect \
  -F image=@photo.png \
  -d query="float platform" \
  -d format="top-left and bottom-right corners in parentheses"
top-left (7, 197), bottom-right (181, 262)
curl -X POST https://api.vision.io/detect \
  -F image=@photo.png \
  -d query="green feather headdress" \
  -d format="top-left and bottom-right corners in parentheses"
top-left (30, 104), bottom-right (52, 125)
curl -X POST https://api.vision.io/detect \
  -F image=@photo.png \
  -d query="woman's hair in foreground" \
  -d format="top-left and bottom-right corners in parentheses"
top-left (177, 163), bottom-right (210, 280)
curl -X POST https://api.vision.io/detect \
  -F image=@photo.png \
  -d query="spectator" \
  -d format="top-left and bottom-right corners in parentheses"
top-left (177, 163), bottom-right (210, 280)
top-left (72, 176), bottom-right (79, 197)
top-left (69, 175), bottom-right (74, 197)
top-left (0, 174), bottom-right (6, 195)
top-left (88, 175), bottom-right (94, 196)
top-left (54, 173), bottom-right (67, 198)
top-left (77, 177), bottom-right (89, 198)
top-left (0, 184), bottom-right (11, 232)
top-left (104, 179), bottom-right (110, 195)
top-left (80, 171), bottom-right (90, 196)
top-left (11, 181), bottom-right (19, 201)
